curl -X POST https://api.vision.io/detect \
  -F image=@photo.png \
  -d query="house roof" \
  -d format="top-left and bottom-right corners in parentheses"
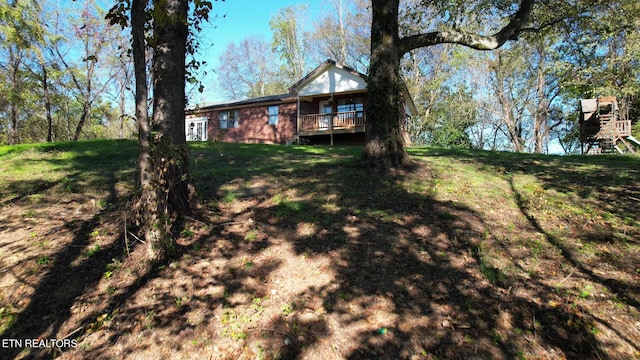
top-left (185, 93), bottom-right (296, 112)
top-left (187, 59), bottom-right (417, 115)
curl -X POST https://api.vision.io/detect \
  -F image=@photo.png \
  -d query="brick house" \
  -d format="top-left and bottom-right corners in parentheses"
top-left (185, 60), bottom-right (416, 145)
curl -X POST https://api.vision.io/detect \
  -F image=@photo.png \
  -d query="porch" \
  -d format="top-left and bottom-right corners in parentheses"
top-left (297, 110), bottom-right (366, 136)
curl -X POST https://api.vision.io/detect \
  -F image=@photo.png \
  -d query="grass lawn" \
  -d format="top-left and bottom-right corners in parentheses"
top-left (0, 140), bottom-right (638, 359)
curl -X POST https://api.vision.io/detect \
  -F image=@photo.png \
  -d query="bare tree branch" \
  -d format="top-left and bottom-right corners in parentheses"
top-left (399, 0), bottom-right (536, 54)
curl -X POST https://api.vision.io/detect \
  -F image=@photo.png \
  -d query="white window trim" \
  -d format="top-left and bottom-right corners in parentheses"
top-left (186, 117), bottom-right (208, 141)
top-left (268, 105), bottom-right (279, 125)
top-left (219, 110), bottom-right (239, 129)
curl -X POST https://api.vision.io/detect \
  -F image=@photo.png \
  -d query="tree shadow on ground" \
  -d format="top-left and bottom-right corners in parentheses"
top-left (423, 148), bottom-right (640, 308)
top-left (1, 142), bottom-right (634, 359)
top-left (1, 173), bottom-right (124, 359)
top-left (209, 147), bottom-right (608, 359)
top-left (507, 176), bottom-right (640, 307)
top-left (0, 141), bottom-right (141, 359)
top-left (0, 142), bottom-right (296, 359)
top-left (418, 148), bottom-right (640, 230)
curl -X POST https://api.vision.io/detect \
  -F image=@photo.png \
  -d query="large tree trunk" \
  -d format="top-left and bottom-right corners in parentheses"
top-left (131, 0), bottom-right (159, 261)
top-left (364, 0), bottom-right (535, 168)
top-left (152, 0), bottom-right (192, 215)
top-left (145, 0), bottom-right (193, 262)
top-left (364, 0), bottom-right (412, 169)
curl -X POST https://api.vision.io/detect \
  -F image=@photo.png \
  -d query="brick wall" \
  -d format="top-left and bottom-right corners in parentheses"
top-left (188, 101), bottom-right (297, 144)
top-left (186, 93), bottom-right (373, 144)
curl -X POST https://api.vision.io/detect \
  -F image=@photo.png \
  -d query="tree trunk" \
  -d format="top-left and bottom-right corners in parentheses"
top-left (131, 0), bottom-right (160, 260)
top-left (119, 83), bottom-right (125, 140)
top-left (73, 103), bottom-right (89, 141)
top-left (146, 0), bottom-right (193, 262)
top-left (533, 48), bottom-right (548, 153)
top-left (42, 62), bottom-right (54, 142)
top-left (364, 0), bottom-right (535, 167)
top-left (9, 47), bottom-right (21, 145)
top-left (73, 58), bottom-right (93, 141)
top-left (490, 50), bottom-right (525, 152)
top-left (364, 0), bottom-right (412, 169)
top-left (72, 58), bottom-right (94, 141)
top-left (533, 68), bottom-right (546, 153)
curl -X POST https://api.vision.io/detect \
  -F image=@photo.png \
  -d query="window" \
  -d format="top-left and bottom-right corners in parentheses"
top-left (219, 110), bottom-right (238, 129)
top-left (268, 106), bottom-right (279, 125)
top-left (336, 98), bottom-right (364, 113)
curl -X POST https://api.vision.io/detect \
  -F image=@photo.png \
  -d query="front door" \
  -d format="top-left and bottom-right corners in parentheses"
top-left (186, 117), bottom-right (208, 141)
top-left (319, 100), bottom-right (332, 130)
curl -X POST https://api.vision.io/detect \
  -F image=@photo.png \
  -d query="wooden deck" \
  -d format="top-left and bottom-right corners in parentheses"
top-left (297, 111), bottom-right (365, 136)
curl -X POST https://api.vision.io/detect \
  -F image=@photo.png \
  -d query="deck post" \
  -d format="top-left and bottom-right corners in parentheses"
top-left (296, 96), bottom-right (300, 140)
top-left (330, 93), bottom-right (334, 146)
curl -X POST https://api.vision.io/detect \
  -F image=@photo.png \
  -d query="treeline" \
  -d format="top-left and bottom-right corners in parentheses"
top-left (3, 0), bottom-right (639, 153)
top-left (0, 0), bottom-right (135, 145)
top-left (213, 0), bottom-right (640, 154)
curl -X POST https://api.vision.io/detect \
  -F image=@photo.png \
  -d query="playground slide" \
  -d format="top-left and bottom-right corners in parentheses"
top-left (627, 135), bottom-right (640, 147)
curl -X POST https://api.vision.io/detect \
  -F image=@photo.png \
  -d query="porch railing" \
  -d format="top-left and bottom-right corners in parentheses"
top-left (299, 111), bottom-right (366, 132)
top-left (598, 119), bottom-right (632, 138)
top-left (615, 120), bottom-right (632, 137)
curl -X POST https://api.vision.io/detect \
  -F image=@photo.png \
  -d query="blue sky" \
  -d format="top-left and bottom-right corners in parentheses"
top-left (194, 0), bottom-right (323, 103)
top-left (203, 0), bottom-right (313, 47)
top-left (66, 0), bottom-right (324, 103)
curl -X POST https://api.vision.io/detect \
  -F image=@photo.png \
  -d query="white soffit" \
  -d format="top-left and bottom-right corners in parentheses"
top-left (297, 66), bottom-right (367, 96)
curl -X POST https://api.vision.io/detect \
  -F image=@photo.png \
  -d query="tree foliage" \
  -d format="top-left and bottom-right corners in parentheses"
top-left (215, 36), bottom-right (288, 100)
top-left (308, 0), bottom-right (370, 74)
top-left (55, 0), bottom-right (119, 141)
top-left (363, 0), bottom-right (640, 163)
top-left (3, 0), bottom-right (640, 157)
top-left (1, 0), bottom-right (44, 144)
top-left (269, 5), bottom-right (309, 85)
top-left (0, 0), bottom-right (134, 145)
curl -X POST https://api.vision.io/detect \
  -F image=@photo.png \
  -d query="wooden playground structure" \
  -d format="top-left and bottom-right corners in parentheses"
top-left (579, 96), bottom-right (640, 154)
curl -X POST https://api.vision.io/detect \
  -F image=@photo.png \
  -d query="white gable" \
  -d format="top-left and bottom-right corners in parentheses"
top-left (296, 66), bottom-right (367, 96)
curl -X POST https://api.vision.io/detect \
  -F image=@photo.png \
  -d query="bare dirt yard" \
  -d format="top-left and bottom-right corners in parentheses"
top-left (1, 141), bottom-right (639, 359)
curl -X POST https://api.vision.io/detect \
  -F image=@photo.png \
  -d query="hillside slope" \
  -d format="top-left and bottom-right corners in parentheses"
top-left (0, 141), bottom-right (638, 359)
